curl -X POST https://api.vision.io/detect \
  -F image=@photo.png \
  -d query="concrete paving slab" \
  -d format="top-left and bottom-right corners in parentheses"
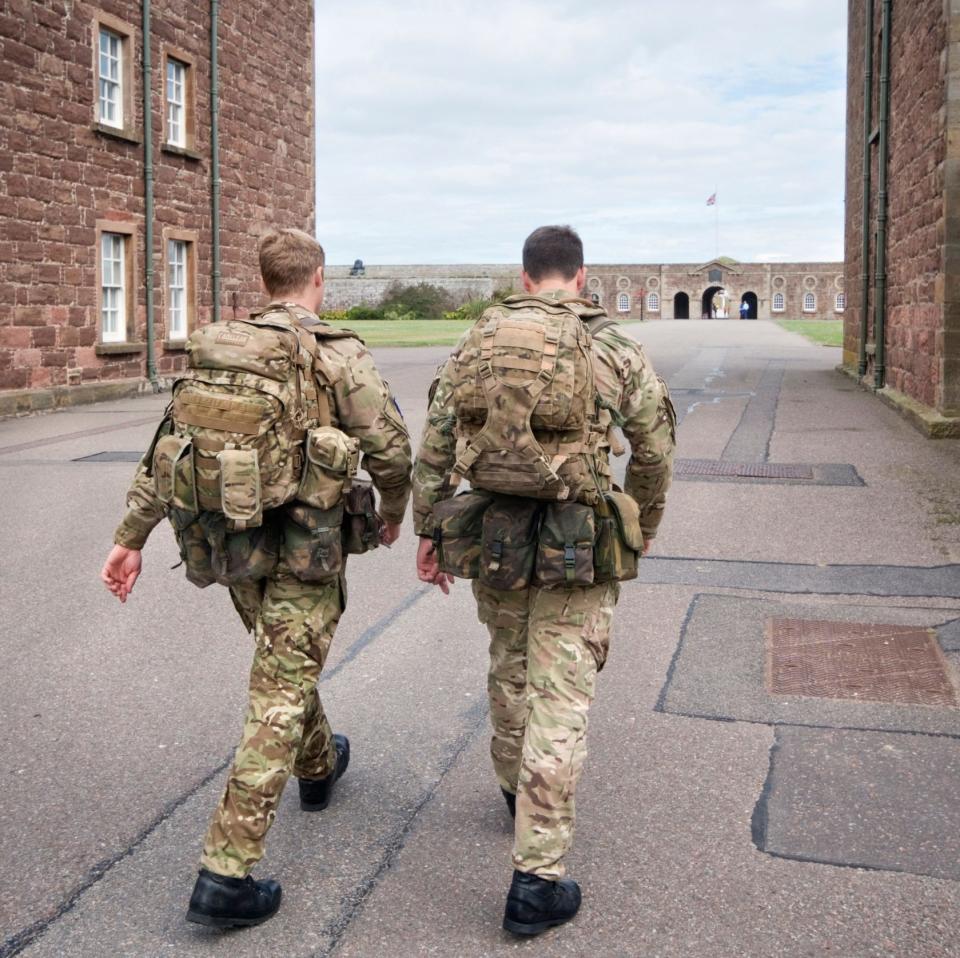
top-left (657, 594), bottom-right (960, 736)
top-left (754, 726), bottom-right (960, 880)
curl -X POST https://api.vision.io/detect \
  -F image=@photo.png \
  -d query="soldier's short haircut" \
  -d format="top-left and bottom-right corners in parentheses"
top-left (522, 225), bottom-right (584, 282)
top-left (258, 229), bottom-right (325, 297)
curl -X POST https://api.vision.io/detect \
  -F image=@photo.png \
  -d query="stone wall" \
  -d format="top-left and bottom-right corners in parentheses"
top-left (326, 261), bottom-right (844, 321)
top-left (0, 0), bottom-right (313, 409)
top-left (844, 0), bottom-right (960, 427)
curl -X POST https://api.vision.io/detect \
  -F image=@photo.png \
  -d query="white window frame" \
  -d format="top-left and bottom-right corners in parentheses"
top-left (100, 232), bottom-right (126, 342)
top-left (617, 292), bottom-right (630, 313)
top-left (647, 292), bottom-right (660, 312)
top-left (835, 293), bottom-right (845, 313)
top-left (166, 58), bottom-right (186, 148)
top-left (773, 292), bottom-right (785, 312)
top-left (803, 292), bottom-right (816, 313)
top-left (98, 27), bottom-right (123, 129)
top-left (167, 239), bottom-right (187, 339)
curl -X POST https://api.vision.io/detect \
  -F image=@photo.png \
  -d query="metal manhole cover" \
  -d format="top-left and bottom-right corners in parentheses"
top-left (676, 459), bottom-right (814, 480)
top-left (73, 451), bottom-right (143, 462)
top-left (766, 618), bottom-right (959, 708)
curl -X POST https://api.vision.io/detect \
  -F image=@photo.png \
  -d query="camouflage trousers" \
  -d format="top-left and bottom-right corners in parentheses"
top-left (200, 565), bottom-right (344, 878)
top-left (473, 579), bottom-right (620, 879)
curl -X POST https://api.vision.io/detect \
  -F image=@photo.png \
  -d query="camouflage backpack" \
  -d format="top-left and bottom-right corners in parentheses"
top-left (153, 304), bottom-right (357, 531)
top-left (450, 295), bottom-right (604, 504)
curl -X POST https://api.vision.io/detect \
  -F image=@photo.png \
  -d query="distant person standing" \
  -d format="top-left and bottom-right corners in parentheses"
top-left (740, 299), bottom-right (750, 320)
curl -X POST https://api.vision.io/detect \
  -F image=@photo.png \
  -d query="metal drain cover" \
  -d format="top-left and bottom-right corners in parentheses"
top-left (676, 459), bottom-right (814, 480)
top-left (73, 451), bottom-right (143, 462)
top-left (766, 618), bottom-right (958, 708)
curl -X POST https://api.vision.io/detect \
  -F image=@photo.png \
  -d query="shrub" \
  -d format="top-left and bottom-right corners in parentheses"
top-left (346, 304), bottom-right (387, 322)
top-left (380, 282), bottom-right (454, 320)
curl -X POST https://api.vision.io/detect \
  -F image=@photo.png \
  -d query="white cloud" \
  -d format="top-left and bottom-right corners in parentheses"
top-left (314, 0), bottom-right (847, 264)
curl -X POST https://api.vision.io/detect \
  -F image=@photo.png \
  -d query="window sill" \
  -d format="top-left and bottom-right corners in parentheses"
top-left (162, 338), bottom-right (188, 351)
top-left (95, 342), bottom-right (146, 356)
top-left (93, 123), bottom-right (141, 145)
top-left (161, 143), bottom-right (203, 162)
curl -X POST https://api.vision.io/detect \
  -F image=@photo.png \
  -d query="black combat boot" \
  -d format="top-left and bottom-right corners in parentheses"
top-left (185, 868), bottom-right (282, 928)
top-left (299, 733), bottom-right (350, 811)
top-left (502, 869), bottom-right (582, 936)
top-left (501, 787), bottom-right (516, 820)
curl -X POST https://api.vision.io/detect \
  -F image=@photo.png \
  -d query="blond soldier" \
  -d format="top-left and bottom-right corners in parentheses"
top-left (102, 230), bottom-right (412, 928)
top-left (412, 225), bottom-right (674, 936)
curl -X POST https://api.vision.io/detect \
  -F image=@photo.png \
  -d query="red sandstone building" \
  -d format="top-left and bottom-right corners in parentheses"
top-left (0, 0), bottom-right (315, 415)
top-left (844, 0), bottom-right (960, 435)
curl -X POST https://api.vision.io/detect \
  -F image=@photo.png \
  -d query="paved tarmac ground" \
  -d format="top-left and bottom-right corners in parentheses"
top-left (2, 319), bottom-right (960, 957)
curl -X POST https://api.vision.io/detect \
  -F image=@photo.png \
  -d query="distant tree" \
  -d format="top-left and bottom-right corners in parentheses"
top-left (380, 282), bottom-right (454, 320)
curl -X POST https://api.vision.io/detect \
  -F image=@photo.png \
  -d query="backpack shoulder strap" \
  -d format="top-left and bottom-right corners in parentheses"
top-left (583, 315), bottom-right (620, 338)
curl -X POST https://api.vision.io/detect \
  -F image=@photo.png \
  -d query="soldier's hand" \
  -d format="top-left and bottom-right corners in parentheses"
top-left (380, 519), bottom-right (402, 546)
top-left (416, 537), bottom-right (454, 595)
top-left (101, 545), bottom-right (142, 603)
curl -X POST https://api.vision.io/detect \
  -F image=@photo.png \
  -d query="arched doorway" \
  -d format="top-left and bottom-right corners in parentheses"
top-left (740, 291), bottom-right (758, 319)
top-left (673, 292), bottom-right (689, 320)
top-left (701, 285), bottom-right (726, 319)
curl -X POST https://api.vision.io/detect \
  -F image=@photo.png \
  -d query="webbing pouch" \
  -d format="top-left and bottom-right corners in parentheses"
top-left (216, 448), bottom-right (262, 530)
top-left (535, 501), bottom-right (595, 589)
top-left (342, 480), bottom-right (381, 555)
top-left (431, 490), bottom-right (493, 579)
top-left (479, 497), bottom-right (540, 591)
top-left (153, 434), bottom-right (198, 513)
top-left (298, 426), bottom-right (360, 509)
top-left (593, 491), bottom-right (643, 583)
top-left (283, 503), bottom-right (344, 582)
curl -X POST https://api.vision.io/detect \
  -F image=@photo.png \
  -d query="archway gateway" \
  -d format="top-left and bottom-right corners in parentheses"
top-left (673, 291), bottom-right (690, 319)
top-left (701, 285), bottom-right (726, 318)
top-left (741, 291), bottom-right (758, 319)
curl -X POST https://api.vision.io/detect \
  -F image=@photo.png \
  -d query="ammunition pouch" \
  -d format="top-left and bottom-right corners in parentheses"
top-left (298, 426), bottom-right (360, 509)
top-left (479, 497), bottom-right (540, 591)
top-left (173, 511), bottom-right (279, 588)
top-left (593, 490), bottom-right (644, 583)
top-left (341, 479), bottom-right (381, 555)
top-left (431, 490), bottom-right (493, 578)
top-left (535, 501), bottom-right (596, 588)
top-left (282, 503), bottom-right (344, 582)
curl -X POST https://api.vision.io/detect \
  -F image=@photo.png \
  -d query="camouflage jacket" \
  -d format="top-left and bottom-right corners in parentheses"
top-left (114, 304), bottom-right (413, 549)
top-left (411, 291), bottom-right (675, 541)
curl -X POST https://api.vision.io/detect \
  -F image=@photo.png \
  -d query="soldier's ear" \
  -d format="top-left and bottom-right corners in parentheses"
top-left (315, 266), bottom-right (325, 289)
top-left (521, 271), bottom-right (535, 292)
top-left (575, 267), bottom-right (586, 292)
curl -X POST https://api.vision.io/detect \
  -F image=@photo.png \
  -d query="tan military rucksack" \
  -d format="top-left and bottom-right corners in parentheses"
top-left (450, 295), bottom-right (604, 503)
top-left (153, 304), bottom-right (359, 531)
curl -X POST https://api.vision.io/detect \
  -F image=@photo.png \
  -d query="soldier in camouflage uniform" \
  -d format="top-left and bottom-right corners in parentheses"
top-left (102, 229), bottom-right (412, 928)
top-left (412, 225), bottom-right (674, 935)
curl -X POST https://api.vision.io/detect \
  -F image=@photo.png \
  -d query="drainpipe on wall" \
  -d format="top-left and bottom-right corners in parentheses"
top-left (210, 0), bottom-right (221, 323)
top-left (873, 0), bottom-right (892, 390)
top-left (858, 0), bottom-right (874, 377)
top-left (142, 0), bottom-right (158, 386)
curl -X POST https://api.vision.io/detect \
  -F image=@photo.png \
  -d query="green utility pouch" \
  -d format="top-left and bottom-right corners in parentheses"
top-left (431, 490), bottom-right (493, 579)
top-left (217, 448), bottom-right (263, 531)
top-left (479, 497), bottom-right (540, 591)
top-left (341, 480), bottom-right (381, 555)
top-left (593, 490), bottom-right (644, 583)
top-left (175, 512), bottom-right (279, 588)
top-left (298, 426), bottom-right (360, 509)
top-left (535, 501), bottom-right (596, 588)
top-left (283, 503), bottom-right (344, 582)
top-left (153, 434), bottom-right (199, 513)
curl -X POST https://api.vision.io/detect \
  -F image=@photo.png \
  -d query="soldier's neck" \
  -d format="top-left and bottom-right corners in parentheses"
top-left (524, 276), bottom-right (581, 298)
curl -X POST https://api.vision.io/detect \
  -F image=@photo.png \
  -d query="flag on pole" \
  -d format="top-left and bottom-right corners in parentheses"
top-left (706, 193), bottom-right (717, 206)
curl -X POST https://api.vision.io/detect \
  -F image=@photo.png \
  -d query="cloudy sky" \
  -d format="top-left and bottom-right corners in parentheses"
top-left (314, 1), bottom-right (847, 265)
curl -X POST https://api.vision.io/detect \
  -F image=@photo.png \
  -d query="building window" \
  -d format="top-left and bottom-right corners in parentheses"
top-left (803, 292), bottom-right (816, 312)
top-left (166, 59), bottom-right (186, 147)
top-left (163, 51), bottom-right (196, 151)
top-left (617, 292), bottom-right (630, 313)
top-left (165, 233), bottom-right (196, 341)
top-left (647, 292), bottom-right (660, 312)
top-left (98, 28), bottom-right (123, 128)
top-left (773, 292), bottom-right (785, 312)
top-left (835, 293), bottom-right (845, 312)
top-left (100, 233), bottom-right (127, 342)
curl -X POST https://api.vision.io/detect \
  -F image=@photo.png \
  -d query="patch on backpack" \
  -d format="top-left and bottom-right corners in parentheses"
top-left (216, 330), bottom-right (250, 347)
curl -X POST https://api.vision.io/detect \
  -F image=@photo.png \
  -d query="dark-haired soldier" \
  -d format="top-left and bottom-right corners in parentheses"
top-left (412, 225), bottom-right (675, 935)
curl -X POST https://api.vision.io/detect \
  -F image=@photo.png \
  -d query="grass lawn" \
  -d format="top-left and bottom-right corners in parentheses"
top-left (776, 319), bottom-right (844, 347)
top-left (326, 318), bottom-right (475, 347)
